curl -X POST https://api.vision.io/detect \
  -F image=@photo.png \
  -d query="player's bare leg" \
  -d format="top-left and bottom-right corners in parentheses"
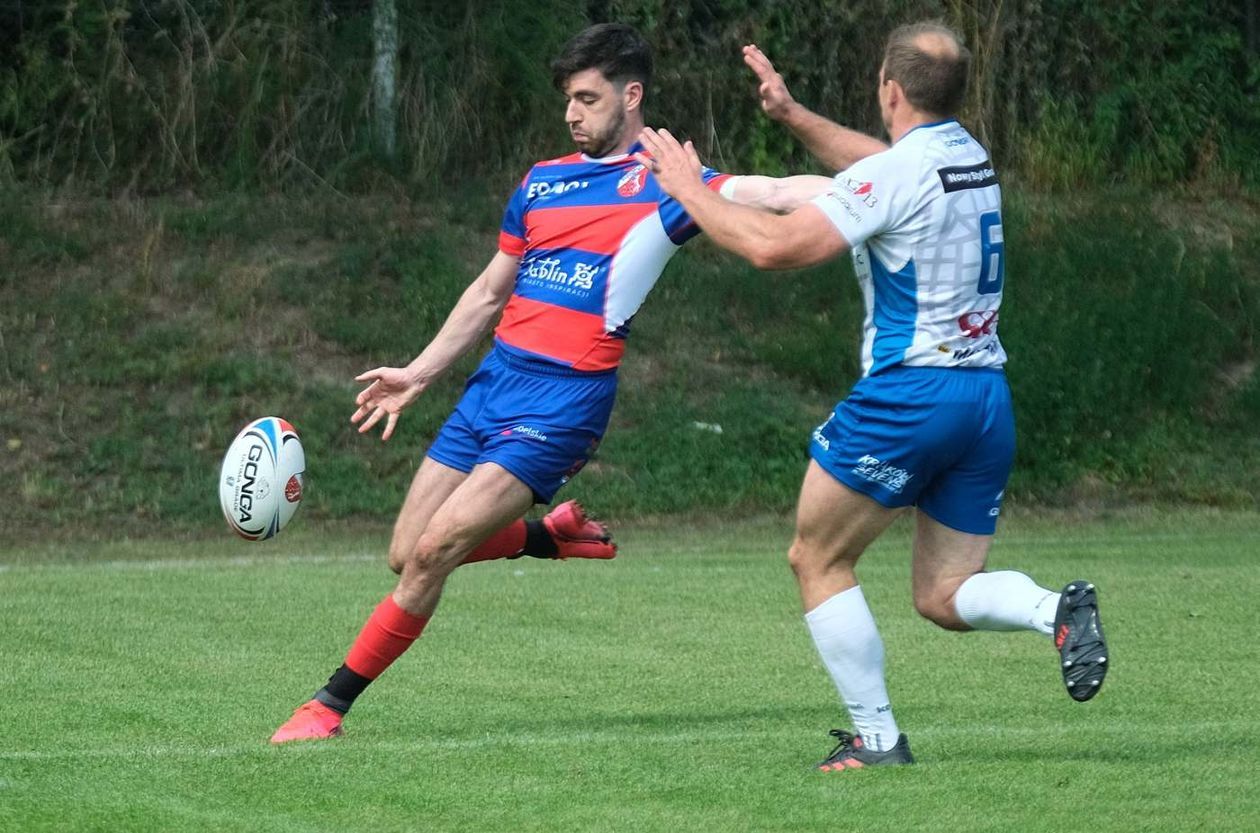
top-left (387, 458), bottom-right (616, 575)
top-left (924, 512), bottom-right (1109, 700)
top-left (386, 456), bottom-right (470, 575)
top-left (391, 462), bottom-right (535, 615)
top-left (271, 463), bottom-right (535, 743)
top-left (788, 461), bottom-right (913, 770)
top-left (910, 512), bottom-right (996, 630)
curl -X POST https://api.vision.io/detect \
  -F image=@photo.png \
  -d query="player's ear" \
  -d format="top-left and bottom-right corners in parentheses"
top-left (884, 77), bottom-right (905, 110)
top-left (623, 80), bottom-right (644, 114)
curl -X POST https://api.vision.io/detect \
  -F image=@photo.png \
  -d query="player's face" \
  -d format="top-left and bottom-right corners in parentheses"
top-left (562, 68), bottom-right (630, 157)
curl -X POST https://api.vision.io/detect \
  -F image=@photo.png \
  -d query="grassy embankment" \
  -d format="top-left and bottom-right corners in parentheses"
top-left (1, 187), bottom-right (1257, 541)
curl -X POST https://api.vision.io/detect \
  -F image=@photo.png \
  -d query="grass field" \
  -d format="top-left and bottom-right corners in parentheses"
top-left (2, 509), bottom-right (1258, 832)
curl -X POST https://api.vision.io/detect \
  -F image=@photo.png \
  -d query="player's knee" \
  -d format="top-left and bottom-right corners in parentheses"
top-left (913, 589), bottom-right (968, 631)
top-left (788, 536), bottom-right (846, 582)
top-left (788, 533), bottom-right (862, 579)
top-left (403, 530), bottom-right (465, 577)
top-left (386, 543), bottom-right (409, 575)
top-left (786, 537), bottom-right (817, 579)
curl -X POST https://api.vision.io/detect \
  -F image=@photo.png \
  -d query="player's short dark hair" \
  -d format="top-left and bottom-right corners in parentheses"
top-left (883, 22), bottom-right (971, 117)
top-left (551, 23), bottom-right (653, 101)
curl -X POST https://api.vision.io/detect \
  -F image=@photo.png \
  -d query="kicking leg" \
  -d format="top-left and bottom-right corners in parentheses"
top-left (913, 510), bottom-right (1057, 633)
top-left (914, 511), bottom-right (1109, 701)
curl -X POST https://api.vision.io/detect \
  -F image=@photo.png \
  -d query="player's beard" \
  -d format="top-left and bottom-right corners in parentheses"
top-left (575, 105), bottom-right (627, 158)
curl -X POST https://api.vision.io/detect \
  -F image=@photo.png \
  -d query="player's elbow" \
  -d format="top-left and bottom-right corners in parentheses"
top-left (746, 237), bottom-right (800, 271)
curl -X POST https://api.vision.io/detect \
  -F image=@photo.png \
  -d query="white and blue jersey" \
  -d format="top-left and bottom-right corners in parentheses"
top-left (810, 120), bottom-right (1006, 378)
top-left (807, 121), bottom-right (1014, 535)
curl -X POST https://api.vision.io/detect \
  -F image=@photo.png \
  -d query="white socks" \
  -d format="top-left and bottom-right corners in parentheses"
top-left (953, 571), bottom-right (1059, 635)
top-left (804, 586), bottom-right (900, 752)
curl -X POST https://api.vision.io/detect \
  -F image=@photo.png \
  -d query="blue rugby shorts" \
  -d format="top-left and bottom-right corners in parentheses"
top-left (426, 345), bottom-right (617, 504)
top-left (809, 365), bottom-right (1015, 535)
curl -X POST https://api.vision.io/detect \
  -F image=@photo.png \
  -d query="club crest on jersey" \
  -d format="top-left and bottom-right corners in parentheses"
top-left (617, 164), bottom-right (648, 197)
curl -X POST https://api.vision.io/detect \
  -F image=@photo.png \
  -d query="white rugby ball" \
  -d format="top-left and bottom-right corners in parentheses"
top-left (218, 417), bottom-right (306, 540)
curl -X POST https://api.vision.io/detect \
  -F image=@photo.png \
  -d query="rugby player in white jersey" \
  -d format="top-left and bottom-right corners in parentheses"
top-left (640, 21), bottom-right (1109, 771)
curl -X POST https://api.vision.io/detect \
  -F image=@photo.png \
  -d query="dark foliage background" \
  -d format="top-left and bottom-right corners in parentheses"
top-left (2, 0), bottom-right (1257, 190)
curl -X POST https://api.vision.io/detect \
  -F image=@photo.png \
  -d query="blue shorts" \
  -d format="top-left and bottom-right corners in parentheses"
top-left (427, 346), bottom-right (617, 503)
top-left (809, 366), bottom-right (1015, 535)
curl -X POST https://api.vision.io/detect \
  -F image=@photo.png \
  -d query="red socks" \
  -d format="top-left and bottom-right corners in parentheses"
top-left (340, 523), bottom-right (531, 681)
top-left (343, 595), bottom-right (430, 680)
top-left (460, 519), bottom-right (526, 564)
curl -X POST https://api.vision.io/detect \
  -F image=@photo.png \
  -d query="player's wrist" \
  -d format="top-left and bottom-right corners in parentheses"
top-left (774, 99), bottom-right (808, 126)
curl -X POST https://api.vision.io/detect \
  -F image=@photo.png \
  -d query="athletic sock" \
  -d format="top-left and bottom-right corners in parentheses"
top-left (315, 664), bottom-right (372, 714)
top-left (804, 585), bottom-right (901, 752)
top-left (458, 519), bottom-right (558, 564)
top-left (523, 519), bottom-right (559, 558)
top-left (460, 520), bottom-right (527, 564)
top-left (313, 594), bottom-right (429, 714)
top-left (953, 571), bottom-right (1059, 635)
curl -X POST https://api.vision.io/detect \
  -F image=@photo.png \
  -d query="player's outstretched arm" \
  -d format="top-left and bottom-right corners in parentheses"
top-left (638, 128), bottom-right (848, 271)
top-left (722, 174), bottom-right (833, 214)
top-left (352, 250), bottom-right (519, 440)
top-left (744, 44), bottom-right (888, 172)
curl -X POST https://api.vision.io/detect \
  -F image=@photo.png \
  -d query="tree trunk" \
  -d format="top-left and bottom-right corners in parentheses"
top-left (372, 0), bottom-right (399, 159)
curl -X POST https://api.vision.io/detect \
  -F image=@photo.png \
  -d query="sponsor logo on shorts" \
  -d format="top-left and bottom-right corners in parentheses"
top-left (852, 454), bottom-right (914, 494)
top-left (561, 438), bottom-right (600, 483)
top-left (989, 489), bottom-right (1004, 518)
top-left (811, 424), bottom-right (831, 452)
top-left (502, 425), bottom-right (548, 442)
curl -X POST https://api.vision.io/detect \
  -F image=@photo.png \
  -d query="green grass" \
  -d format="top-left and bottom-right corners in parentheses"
top-left (2, 509), bottom-right (1258, 832)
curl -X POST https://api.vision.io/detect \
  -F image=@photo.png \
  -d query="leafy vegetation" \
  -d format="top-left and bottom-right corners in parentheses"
top-left (2, 1), bottom-right (1256, 190)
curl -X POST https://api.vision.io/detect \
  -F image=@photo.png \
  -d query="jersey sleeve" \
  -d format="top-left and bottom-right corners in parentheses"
top-left (658, 166), bottom-right (733, 244)
top-left (498, 171), bottom-right (530, 256)
top-left (809, 153), bottom-right (906, 249)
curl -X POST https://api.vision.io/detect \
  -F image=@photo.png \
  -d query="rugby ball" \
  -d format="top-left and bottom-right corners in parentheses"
top-left (218, 417), bottom-right (306, 540)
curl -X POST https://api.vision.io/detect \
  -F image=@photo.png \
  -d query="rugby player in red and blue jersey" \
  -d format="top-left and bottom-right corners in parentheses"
top-left (271, 23), bottom-right (825, 743)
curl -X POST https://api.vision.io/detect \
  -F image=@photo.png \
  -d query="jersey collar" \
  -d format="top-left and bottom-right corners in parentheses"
top-left (897, 119), bottom-right (960, 143)
top-left (581, 140), bottom-right (645, 164)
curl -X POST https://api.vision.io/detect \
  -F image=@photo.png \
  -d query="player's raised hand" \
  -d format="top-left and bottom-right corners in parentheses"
top-left (351, 366), bottom-right (424, 442)
top-left (743, 44), bottom-right (797, 122)
top-left (634, 128), bottom-right (704, 199)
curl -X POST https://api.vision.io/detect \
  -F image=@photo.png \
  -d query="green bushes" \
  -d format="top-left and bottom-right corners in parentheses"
top-left (2, 1), bottom-right (1256, 190)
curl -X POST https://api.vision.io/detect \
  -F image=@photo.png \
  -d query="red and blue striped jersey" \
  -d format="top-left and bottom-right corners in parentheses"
top-left (495, 142), bottom-right (730, 371)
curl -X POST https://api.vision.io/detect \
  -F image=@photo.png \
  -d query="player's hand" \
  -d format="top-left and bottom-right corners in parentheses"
top-left (743, 44), bottom-right (796, 122)
top-left (351, 366), bottom-right (424, 442)
top-left (634, 128), bottom-right (704, 199)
